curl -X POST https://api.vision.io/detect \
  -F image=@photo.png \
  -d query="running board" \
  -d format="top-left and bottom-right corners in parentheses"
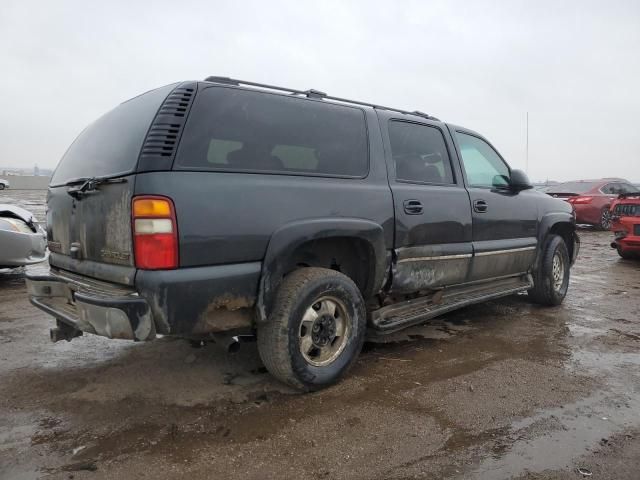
top-left (370, 274), bottom-right (533, 333)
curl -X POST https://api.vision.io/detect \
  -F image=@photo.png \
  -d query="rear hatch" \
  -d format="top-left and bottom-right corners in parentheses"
top-left (47, 83), bottom-right (179, 285)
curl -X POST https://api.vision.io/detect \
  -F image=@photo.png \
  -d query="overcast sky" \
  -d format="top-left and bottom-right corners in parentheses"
top-left (1, 0), bottom-right (639, 182)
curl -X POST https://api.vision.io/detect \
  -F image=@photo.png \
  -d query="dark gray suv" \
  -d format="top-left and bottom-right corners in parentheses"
top-left (27, 77), bottom-right (579, 391)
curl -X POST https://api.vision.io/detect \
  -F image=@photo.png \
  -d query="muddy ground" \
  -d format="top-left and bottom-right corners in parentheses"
top-left (1, 190), bottom-right (639, 480)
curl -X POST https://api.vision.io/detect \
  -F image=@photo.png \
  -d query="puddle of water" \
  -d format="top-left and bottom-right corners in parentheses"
top-left (468, 390), bottom-right (640, 480)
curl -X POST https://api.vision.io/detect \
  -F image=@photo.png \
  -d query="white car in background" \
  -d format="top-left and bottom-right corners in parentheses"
top-left (0, 178), bottom-right (9, 190)
top-left (0, 204), bottom-right (47, 269)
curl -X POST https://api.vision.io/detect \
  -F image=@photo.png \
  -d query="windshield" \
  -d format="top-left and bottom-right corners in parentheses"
top-left (547, 181), bottom-right (599, 194)
top-left (50, 84), bottom-right (176, 186)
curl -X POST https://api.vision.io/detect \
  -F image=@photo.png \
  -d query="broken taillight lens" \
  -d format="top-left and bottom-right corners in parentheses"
top-left (132, 196), bottom-right (178, 269)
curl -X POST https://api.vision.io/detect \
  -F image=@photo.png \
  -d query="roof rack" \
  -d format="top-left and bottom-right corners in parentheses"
top-left (203, 76), bottom-right (440, 121)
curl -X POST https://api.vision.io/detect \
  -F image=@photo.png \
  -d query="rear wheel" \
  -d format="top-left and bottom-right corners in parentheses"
top-left (598, 207), bottom-right (612, 230)
top-left (0, 184), bottom-right (5, 190)
top-left (257, 267), bottom-right (366, 391)
top-left (528, 235), bottom-right (570, 306)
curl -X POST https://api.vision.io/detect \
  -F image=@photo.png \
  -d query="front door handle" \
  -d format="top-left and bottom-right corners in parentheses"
top-left (403, 199), bottom-right (424, 215)
top-left (473, 199), bottom-right (488, 213)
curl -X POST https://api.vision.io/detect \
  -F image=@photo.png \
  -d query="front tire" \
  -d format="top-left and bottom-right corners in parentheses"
top-left (257, 267), bottom-right (366, 391)
top-left (598, 207), bottom-right (612, 230)
top-left (528, 235), bottom-right (570, 306)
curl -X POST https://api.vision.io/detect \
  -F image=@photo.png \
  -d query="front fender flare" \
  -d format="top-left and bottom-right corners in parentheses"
top-left (256, 218), bottom-right (388, 322)
top-left (537, 211), bottom-right (579, 269)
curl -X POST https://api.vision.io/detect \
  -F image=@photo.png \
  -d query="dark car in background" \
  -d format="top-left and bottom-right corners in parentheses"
top-left (546, 179), bottom-right (639, 230)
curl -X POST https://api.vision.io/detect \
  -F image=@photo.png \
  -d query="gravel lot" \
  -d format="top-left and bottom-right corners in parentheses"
top-left (1, 190), bottom-right (639, 479)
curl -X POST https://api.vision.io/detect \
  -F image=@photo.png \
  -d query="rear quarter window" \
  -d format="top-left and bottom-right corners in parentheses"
top-left (175, 87), bottom-right (369, 177)
top-left (51, 83), bottom-right (176, 186)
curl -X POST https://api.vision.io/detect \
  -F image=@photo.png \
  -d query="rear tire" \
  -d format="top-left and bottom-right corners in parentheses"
top-left (0, 184), bottom-right (5, 190)
top-left (528, 235), bottom-right (570, 306)
top-left (257, 267), bottom-right (366, 391)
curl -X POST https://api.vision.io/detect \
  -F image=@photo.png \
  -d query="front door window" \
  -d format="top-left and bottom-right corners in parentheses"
top-left (456, 132), bottom-right (510, 188)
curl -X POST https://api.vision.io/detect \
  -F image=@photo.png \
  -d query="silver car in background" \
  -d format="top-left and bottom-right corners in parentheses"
top-left (0, 204), bottom-right (47, 269)
top-left (0, 178), bottom-right (9, 190)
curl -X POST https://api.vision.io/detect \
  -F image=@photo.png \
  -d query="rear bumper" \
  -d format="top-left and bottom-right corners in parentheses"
top-left (26, 261), bottom-right (261, 340)
top-left (26, 266), bottom-right (155, 341)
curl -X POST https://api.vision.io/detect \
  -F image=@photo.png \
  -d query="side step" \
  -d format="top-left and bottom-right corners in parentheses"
top-left (370, 274), bottom-right (533, 334)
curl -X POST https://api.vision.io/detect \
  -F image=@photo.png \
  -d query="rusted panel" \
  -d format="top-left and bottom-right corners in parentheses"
top-left (192, 295), bottom-right (254, 334)
top-left (391, 257), bottom-right (470, 293)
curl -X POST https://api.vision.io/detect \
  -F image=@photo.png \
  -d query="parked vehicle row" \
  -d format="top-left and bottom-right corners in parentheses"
top-left (546, 179), bottom-right (639, 230)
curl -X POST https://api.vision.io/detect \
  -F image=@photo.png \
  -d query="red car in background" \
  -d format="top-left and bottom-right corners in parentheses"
top-left (546, 179), bottom-right (639, 230)
top-left (610, 192), bottom-right (640, 259)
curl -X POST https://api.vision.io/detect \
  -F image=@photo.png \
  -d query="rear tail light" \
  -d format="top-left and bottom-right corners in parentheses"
top-left (132, 196), bottom-right (178, 269)
top-left (568, 196), bottom-right (593, 204)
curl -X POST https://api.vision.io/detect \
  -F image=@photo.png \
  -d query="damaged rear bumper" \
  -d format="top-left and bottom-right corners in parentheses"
top-left (26, 266), bottom-right (155, 341)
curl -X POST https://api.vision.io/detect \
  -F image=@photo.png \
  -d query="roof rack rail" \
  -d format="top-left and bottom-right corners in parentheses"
top-left (203, 76), bottom-right (439, 121)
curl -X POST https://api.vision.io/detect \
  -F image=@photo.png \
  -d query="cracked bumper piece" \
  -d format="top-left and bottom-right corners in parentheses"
top-left (26, 268), bottom-right (155, 341)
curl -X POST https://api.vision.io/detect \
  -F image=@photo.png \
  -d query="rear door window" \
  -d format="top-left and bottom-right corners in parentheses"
top-left (175, 87), bottom-right (369, 177)
top-left (388, 121), bottom-right (455, 185)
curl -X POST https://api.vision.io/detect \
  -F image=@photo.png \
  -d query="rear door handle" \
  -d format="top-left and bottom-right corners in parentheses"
top-left (473, 199), bottom-right (488, 213)
top-left (403, 199), bottom-right (423, 215)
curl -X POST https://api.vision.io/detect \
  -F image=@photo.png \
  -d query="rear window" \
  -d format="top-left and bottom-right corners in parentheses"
top-left (175, 87), bottom-right (369, 177)
top-left (51, 84), bottom-right (176, 186)
top-left (547, 181), bottom-right (599, 194)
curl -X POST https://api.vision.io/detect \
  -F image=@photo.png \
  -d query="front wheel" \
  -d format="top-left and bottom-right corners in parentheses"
top-left (528, 235), bottom-right (570, 306)
top-left (257, 267), bottom-right (366, 391)
top-left (598, 207), bottom-right (612, 230)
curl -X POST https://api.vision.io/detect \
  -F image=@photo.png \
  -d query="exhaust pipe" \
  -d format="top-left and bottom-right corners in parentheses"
top-left (211, 333), bottom-right (255, 353)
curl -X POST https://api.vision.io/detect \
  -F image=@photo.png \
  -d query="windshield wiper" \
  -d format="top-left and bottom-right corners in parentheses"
top-left (66, 176), bottom-right (126, 199)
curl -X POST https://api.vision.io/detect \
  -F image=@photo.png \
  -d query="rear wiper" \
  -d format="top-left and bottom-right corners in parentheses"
top-left (66, 176), bottom-right (126, 199)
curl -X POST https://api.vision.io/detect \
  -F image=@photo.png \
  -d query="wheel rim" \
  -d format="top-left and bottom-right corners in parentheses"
top-left (601, 209), bottom-right (612, 229)
top-left (552, 252), bottom-right (565, 292)
top-left (299, 296), bottom-right (351, 367)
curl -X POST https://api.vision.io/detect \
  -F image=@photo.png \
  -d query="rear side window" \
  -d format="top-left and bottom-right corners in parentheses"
top-left (175, 87), bottom-right (368, 177)
top-left (51, 83), bottom-right (176, 186)
top-left (388, 121), bottom-right (455, 185)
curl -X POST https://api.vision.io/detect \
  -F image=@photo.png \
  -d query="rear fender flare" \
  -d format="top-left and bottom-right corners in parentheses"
top-left (256, 218), bottom-right (388, 322)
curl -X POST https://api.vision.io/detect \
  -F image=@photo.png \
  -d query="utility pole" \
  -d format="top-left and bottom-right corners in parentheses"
top-left (526, 112), bottom-right (529, 175)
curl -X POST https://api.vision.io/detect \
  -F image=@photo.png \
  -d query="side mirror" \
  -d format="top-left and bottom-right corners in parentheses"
top-left (509, 169), bottom-right (533, 192)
